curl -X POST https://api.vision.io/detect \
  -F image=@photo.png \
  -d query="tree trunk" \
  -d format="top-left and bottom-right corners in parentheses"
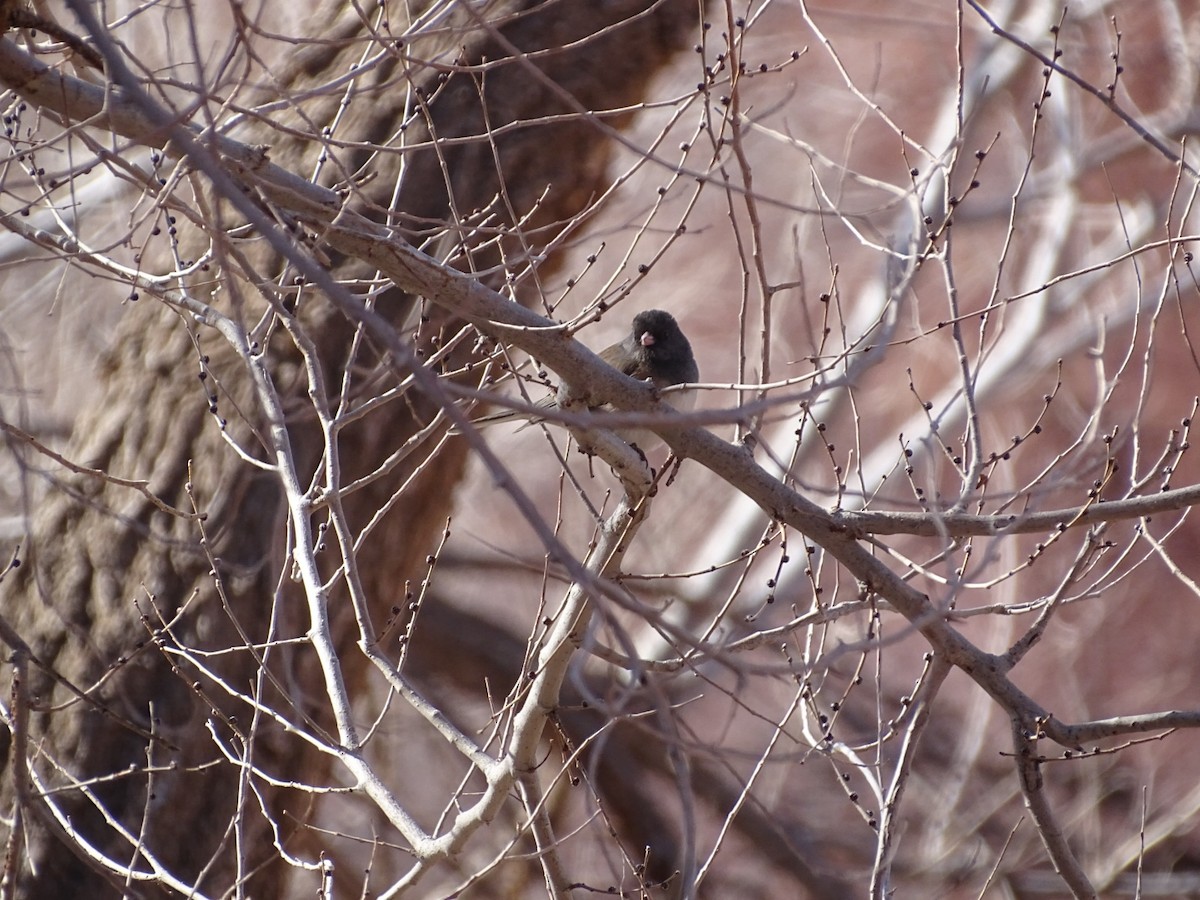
top-left (0, 2), bottom-right (697, 895)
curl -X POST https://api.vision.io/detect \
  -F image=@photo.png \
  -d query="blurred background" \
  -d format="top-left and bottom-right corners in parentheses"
top-left (3, 1), bottom-right (1200, 897)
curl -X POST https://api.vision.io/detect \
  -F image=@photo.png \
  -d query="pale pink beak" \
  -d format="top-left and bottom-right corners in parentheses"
top-left (640, 331), bottom-right (655, 347)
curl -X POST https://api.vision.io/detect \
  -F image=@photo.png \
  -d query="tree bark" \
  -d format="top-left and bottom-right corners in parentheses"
top-left (0, 2), bottom-right (698, 895)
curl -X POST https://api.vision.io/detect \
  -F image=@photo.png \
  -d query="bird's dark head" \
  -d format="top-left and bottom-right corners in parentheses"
top-left (630, 309), bottom-right (698, 385)
top-left (632, 309), bottom-right (683, 347)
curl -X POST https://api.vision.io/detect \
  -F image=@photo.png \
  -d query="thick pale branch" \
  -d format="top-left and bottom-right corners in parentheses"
top-left (1011, 721), bottom-right (1098, 899)
top-left (840, 485), bottom-right (1200, 538)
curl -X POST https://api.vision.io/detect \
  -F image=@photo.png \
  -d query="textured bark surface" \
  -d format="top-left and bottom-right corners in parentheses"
top-left (0, 2), bottom-right (698, 895)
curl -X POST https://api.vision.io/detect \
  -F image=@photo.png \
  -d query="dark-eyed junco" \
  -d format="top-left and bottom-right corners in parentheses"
top-left (472, 309), bottom-right (698, 450)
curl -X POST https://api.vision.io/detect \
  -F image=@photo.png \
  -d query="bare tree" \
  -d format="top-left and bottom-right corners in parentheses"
top-left (2, 1), bottom-right (1200, 899)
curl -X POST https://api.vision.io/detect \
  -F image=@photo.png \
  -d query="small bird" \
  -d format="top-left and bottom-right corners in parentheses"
top-left (471, 309), bottom-right (698, 450)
